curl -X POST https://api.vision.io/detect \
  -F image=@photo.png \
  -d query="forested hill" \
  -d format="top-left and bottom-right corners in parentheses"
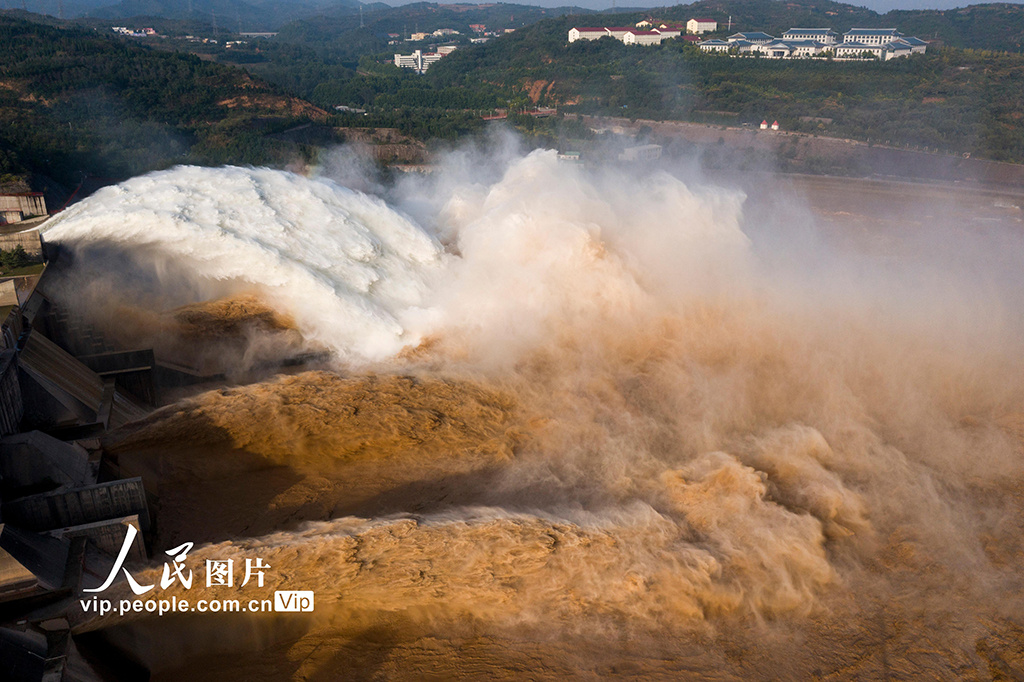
top-left (650, 0), bottom-right (1024, 52)
top-left (61, 0), bottom-right (1024, 53)
top-left (888, 3), bottom-right (1024, 52)
top-left (427, 15), bottom-right (1024, 163)
top-left (0, 13), bottom-right (327, 189)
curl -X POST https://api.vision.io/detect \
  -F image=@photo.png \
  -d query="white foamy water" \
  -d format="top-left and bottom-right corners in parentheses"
top-left (44, 165), bottom-right (445, 360)
top-left (42, 152), bottom-right (753, 365)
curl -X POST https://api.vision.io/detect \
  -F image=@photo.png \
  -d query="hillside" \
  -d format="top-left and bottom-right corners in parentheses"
top-left (425, 16), bottom-right (1024, 163)
top-left (0, 13), bottom-right (329, 188)
top-left (890, 3), bottom-right (1024, 51)
top-left (649, 0), bottom-right (1024, 52)
top-left (5, 1), bottom-right (1024, 184)
top-left (88, 0), bottom-right (363, 32)
top-left (86, 0), bottom-right (1024, 165)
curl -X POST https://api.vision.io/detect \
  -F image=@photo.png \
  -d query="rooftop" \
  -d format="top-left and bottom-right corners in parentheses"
top-left (845, 28), bottom-right (901, 35)
top-left (837, 41), bottom-right (881, 48)
top-left (729, 32), bottom-right (774, 40)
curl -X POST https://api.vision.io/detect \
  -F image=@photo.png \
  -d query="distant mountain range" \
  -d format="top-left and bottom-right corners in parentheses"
top-left (18, 0), bottom-right (364, 29)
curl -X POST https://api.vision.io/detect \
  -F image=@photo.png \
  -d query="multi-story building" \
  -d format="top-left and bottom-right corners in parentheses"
top-left (833, 36), bottom-right (927, 59)
top-left (605, 26), bottom-right (636, 40)
top-left (833, 29), bottom-right (928, 59)
top-left (621, 30), bottom-right (662, 45)
top-left (568, 27), bottom-right (612, 42)
top-left (758, 39), bottom-right (828, 58)
top-left (698, 39), bottom-right (731, 52)
top-left (842, 28), bottom-right (901, 45)
top-left (686, 18), bottom-right (717, 34)
top-left (781, 28), bottom-right (838, 43)
top-left (727, 32), bottom-right (774, 45)
top-left (393, 50), bottom-right (445, 73)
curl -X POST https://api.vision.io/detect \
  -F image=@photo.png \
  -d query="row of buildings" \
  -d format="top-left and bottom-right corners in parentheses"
top-left (408, 28), bottom-right (462, 40)
top-left (404, 26), bottom-right (514, 41)
top-left (110, 26), bottom-right (157, 37)
top-left (568, 20), bottom-right (927, 60)
top-left (699, 28), bottom-right (928, 60)
top-left (568, 16), bottom-right (719, 46)
top-left (636, 18), bottom-right (718, 34)
top-left (569, 25), bottom-right (683, 46)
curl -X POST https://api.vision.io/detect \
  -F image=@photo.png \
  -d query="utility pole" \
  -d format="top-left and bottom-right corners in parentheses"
top-left (728, 16), bottom-right (732, 31)
top-left (211, 10), bottom-right (217, 36)
top-left (58, 0), bottom-right (64, 19)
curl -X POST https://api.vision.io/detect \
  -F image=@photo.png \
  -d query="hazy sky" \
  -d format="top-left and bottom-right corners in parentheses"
top-left (378, 0), bottom-right (1023, 13)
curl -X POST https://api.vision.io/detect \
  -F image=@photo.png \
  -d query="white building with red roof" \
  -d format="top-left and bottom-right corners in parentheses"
top-left (623, 29), bottom-right (664, 45)
top-left (687, 18), bottom-right (718, 34)
top-left (568, 27), bottom-right (611, 42)
top-left (605, 26), bottom-right (639, 40)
